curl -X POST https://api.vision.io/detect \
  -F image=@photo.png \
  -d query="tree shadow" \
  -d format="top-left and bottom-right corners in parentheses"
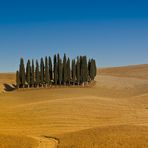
top-left (3, 83), bottom-right (16, 91)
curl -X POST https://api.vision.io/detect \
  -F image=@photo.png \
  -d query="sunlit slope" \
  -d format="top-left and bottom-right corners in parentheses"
top-left (0, 64), bottom-right (148, 147)
top-left (57, 125), bottom-right (148, 148)
top-left (99, 64), bottom-right (148, 79)
top-left (0, 90), bottom-right (147, 148)
top-left (0, 134), bottom-right (38, 148)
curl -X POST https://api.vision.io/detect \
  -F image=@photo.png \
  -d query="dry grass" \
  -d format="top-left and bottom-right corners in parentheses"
top-left (0, 134), bottom-right (38, 148)
top-left (0, 64), bottom-right (148, 147)
top-left (99, 64), bottom-right (148, 79)
top-left (57, 125), bottom-right (148, 148)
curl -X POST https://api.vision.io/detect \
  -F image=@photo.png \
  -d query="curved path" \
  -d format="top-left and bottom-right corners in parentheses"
top-left (32, 136), bottom-right (59, 148)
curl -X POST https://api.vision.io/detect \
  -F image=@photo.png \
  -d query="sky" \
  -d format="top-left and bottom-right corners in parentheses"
top-left (0, 0), bottom-right (148, 72)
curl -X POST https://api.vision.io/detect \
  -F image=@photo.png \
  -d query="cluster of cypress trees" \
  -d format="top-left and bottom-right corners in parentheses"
top-left (16, 54), bottom-right (97, 88)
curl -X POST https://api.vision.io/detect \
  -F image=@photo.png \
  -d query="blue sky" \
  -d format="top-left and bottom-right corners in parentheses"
top-left (0, 0), bottom-right (148, 72)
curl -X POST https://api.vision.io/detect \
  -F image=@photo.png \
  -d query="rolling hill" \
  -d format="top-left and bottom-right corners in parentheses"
top-left (0, 64), bottom-right (148, 147)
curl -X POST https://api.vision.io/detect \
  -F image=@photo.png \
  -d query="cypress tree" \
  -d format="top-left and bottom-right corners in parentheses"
top-left (83, 56), bottom-right (88, 83)
top-left (87, 58), bottom-right (97, 81)
top-left (54, 54), bottom-right (58, 85)
top-left (90, 59), bottom-right (93, 80)
top-left (57, 53), bottom-right (60, 84)
top-left (40, 58), bottom-right (44, 86)
top-left (19, 58), bottom-right (25, 88)
top-left (26, 59), bottom-right (31, 87)
top-left (16, 70), bottom-right (20, 89)
top-left (45, 56), bottom-right (49, 86)
top-left (30, 59), bottom-right (35, 87)
top-left (76, 56), bottom-right (80, 85)
top-left (94, 59), bottom-right (97, 78)
top-left (17, 54), bottom-right (95, 88)
top-left (49, 56), bottom-right (52, 83)
top-left (80, 56), bottom-right (84, 84)
top-left (67, 57), bottom-right (70, 85)
top-left (63, 54), bottom-right (67, 85)
top-left (79, 56), bottom-right (88, 85)
top-left (88, 59), bottom-right (91, 81)
top-left (35, 60), bottom-right (40, 87)
top-left (29, 63), bottom-right (32, 88)
top-left (59, 58), bottom-right (63, 85)
top-left (72, 59), bottom-right (76, 85)
top-left (90, 59), bottom-right (95, 80)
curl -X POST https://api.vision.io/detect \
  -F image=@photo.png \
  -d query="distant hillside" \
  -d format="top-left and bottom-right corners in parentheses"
top-left (99, 64), bottom-right (148, 80)
top-left (0, 64), bottom-right (148, 93)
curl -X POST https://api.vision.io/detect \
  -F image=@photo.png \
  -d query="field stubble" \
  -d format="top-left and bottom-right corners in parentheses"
top-left (0, 64), bottom-right (148, 147)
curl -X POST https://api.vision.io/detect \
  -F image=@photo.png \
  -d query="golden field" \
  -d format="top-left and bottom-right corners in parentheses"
top-left (0, 64), bottom-right (148, 148)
